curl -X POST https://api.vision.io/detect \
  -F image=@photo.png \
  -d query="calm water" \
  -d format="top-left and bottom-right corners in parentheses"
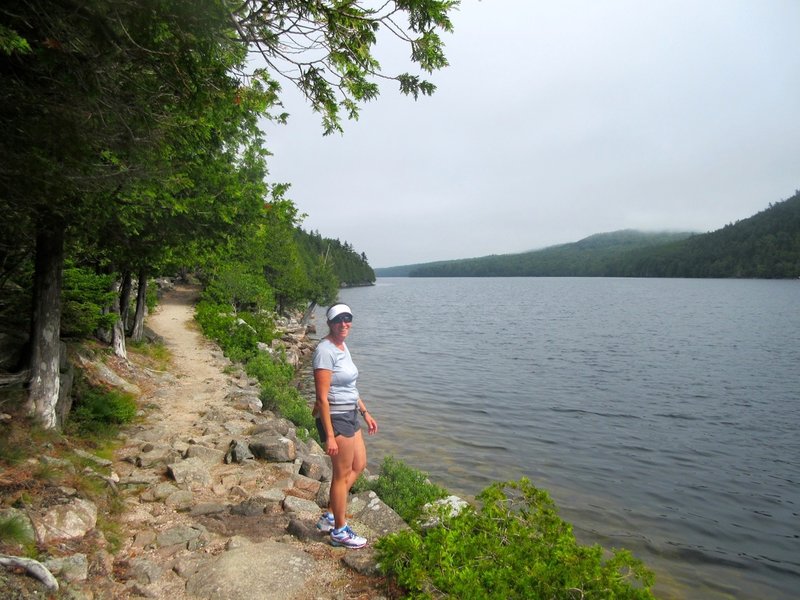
top-left (312, 278), bottom-right (799, 599)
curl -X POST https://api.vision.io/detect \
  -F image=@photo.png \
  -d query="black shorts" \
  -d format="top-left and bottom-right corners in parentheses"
top-left (316, 410), bottom-right (359, 443)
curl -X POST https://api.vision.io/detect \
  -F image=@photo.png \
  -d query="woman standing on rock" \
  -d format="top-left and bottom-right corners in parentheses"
top-left (312, 303), bottom-right (378, 549)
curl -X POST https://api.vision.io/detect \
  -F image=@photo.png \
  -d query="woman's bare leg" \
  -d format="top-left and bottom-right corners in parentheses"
top-left (330, 433), bottom-right (356, 529)
top-left (345, 430), bottom-right (367, 489)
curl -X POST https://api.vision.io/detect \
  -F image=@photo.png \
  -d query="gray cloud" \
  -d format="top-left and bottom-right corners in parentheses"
top-left (262, 0), bottom-right (800, 267)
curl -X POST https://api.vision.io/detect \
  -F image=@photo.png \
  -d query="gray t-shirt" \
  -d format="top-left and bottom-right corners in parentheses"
top-left (312, 338), bottom-right (359, 414)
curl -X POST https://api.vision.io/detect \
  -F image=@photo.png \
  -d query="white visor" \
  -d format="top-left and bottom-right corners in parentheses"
top-left (326, 304), bottom-right (352, 321)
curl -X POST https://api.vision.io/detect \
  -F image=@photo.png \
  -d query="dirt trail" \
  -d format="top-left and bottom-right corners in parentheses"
top-left (145, 285), bottom-right (229, 431)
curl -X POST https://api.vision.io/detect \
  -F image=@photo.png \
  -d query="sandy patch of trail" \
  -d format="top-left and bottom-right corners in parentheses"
top-left (144, 285), bottom-right (229, 432)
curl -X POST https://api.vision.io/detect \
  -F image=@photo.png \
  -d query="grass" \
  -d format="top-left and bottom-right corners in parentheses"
top-left (0, 433), bottom-right (27, 466)
top-left (0, 514), bottom-right (34, 547)
top-left (127, 339), bottom-right (171, 371)
top-left (0, 514), bottom-right (36, 557)
top-left (96, 514), bottom-right (124, 554)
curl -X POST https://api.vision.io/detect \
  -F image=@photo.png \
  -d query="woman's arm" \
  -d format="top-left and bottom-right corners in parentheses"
top-left (314, 368), bottom-right (339, 455)
top-left (357, 398), bottom-right (378, 435)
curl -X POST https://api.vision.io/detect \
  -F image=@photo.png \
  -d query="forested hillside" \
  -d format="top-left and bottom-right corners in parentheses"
top-left (621, 191), bottom-right (800, 278)
top-left (0, 0), bottom-right (454, 429)
top-left (405, 231), bottom-right (694, 277)
top-left (381, 191), bottom-right (800, 279)
top-left (295, 229), bottom-right (375, 288)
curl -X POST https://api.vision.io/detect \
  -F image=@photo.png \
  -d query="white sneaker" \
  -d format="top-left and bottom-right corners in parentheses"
top-left (316, 512), bottom-right (335, 532)
top-left (330, 524), bottom-right (367, 549)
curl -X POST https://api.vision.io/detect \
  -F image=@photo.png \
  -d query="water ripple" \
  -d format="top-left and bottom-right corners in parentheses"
top-left (330, 277), bottom-right (800, 600)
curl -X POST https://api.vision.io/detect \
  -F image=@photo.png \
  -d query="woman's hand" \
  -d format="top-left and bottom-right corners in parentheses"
top-left (365, 413), bottom-right (378, 435)
top-left (325, 437), bottom-right (339, 456)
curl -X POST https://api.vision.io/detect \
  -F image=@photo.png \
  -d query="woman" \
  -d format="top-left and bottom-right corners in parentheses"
top-left (312, 303), bottom-right (378, 548)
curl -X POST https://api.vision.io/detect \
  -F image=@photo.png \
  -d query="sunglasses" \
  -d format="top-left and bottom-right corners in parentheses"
top-left (330, 314), bottom-right (353, 324)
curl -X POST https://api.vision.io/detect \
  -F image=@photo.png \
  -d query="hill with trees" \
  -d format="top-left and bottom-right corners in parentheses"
top-left (295, 229), bottom-right (375, 289)
top-left (377, 191), bottom-right (800, 279)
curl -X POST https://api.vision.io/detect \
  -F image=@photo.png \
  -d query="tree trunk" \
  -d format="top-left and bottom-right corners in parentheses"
top-left (131, 268), bottom-right (148, 342)
top-left (111, 279), bottom-right (127, 359)
top-left (27, 222), bottom-right (64, 429)
top-left (301, 301), bottom-right (317, 325)
top-left (119, 270), bottom-right (132, 334)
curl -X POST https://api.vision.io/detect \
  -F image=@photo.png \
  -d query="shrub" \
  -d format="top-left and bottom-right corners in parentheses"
top-left (145, 278), bottom-right (159, 313)
top-left (245, 351), bottom-right (294, 386)
top-left (67, 381), bottom-right (137, 438)
top-left (361, 456), bottom-right (448, 523)
top-left (376, 478), bottom-right (656, 600)
top-left (246, 353), bottom-right (316, 440)
top-left (202, 262), bottom-right (275, 314)
top-left (195, 301), bottom-right (275, 362)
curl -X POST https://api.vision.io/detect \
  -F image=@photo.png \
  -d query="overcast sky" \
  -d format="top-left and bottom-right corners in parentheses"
top-left (260, 0), bottom-right (800, 268)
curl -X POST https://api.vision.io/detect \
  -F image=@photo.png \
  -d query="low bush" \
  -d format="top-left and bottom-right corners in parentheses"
top-left (194, 301), bottom-right (274, 363)
top-left (66, 380), bottom-right (137, 438)
top-left (202, 262), bottom-right (275, 314)
top-left (246, 353), bottom-right (316, 440)
top-left (359, 456), bottom-right (448, 523)
top-left (376, 478), bottom-right (656, 600)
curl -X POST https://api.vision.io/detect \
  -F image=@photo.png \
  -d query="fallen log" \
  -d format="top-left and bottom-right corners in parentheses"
top-left (0, 555), bottom-right (59, 591)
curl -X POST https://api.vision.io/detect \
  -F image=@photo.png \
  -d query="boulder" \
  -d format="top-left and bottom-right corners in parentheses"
top-left (75, 351), bottom-right (140, 395)
top-left (419, 495), bottom-right (470, 529)
top-left (286, 518), bottom-right (317, 542)
top-left (225, 388), bottom-right (262, 412)
top-left (33, 498), bottom-right (97, 543)
top-left (250, 417), bottom-right (294, 437)
top-left (299, 454), bottom-right (332, 482)
top-left (167, 457), bottom-right (212, 489)
top-left (342, 548), bottom-right (382, 577)
top-left (140, 482), bottom-right (180, 502)
top-left (128, 557), bottom-right (164, 585)
top-left (348, 491), bottom-right (410, 537)
top-left (248, 434), bottom-right (296, 462)
top-left (156, 523), bottom-right (208, 549)
top-left (164, 490), bottom-right (194, 511)
top-left (135, 445), bottom-right (182, 468)
top-left (185, 538), bottom-right (315, 600)
top-left (281, 495), bottom-right (320, 516)
top-left (291, 474), bottom-right (321, 497)
top-left (224, 439), bottom-right (255, 464)
top-left (44, 554), bottom-right (89, 583)
top-left (184, 444), bottom-right (225, 466)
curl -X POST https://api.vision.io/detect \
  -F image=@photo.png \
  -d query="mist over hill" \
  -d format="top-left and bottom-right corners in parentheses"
top-left (375, 191), bottom-right (800, 279)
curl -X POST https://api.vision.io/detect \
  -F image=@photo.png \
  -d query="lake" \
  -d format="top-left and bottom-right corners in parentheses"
top-left (311, 277), bottom-right (799, 599)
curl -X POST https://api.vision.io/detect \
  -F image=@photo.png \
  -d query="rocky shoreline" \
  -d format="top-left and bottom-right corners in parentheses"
top-left (0, 286), bottom-right (412, 599)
